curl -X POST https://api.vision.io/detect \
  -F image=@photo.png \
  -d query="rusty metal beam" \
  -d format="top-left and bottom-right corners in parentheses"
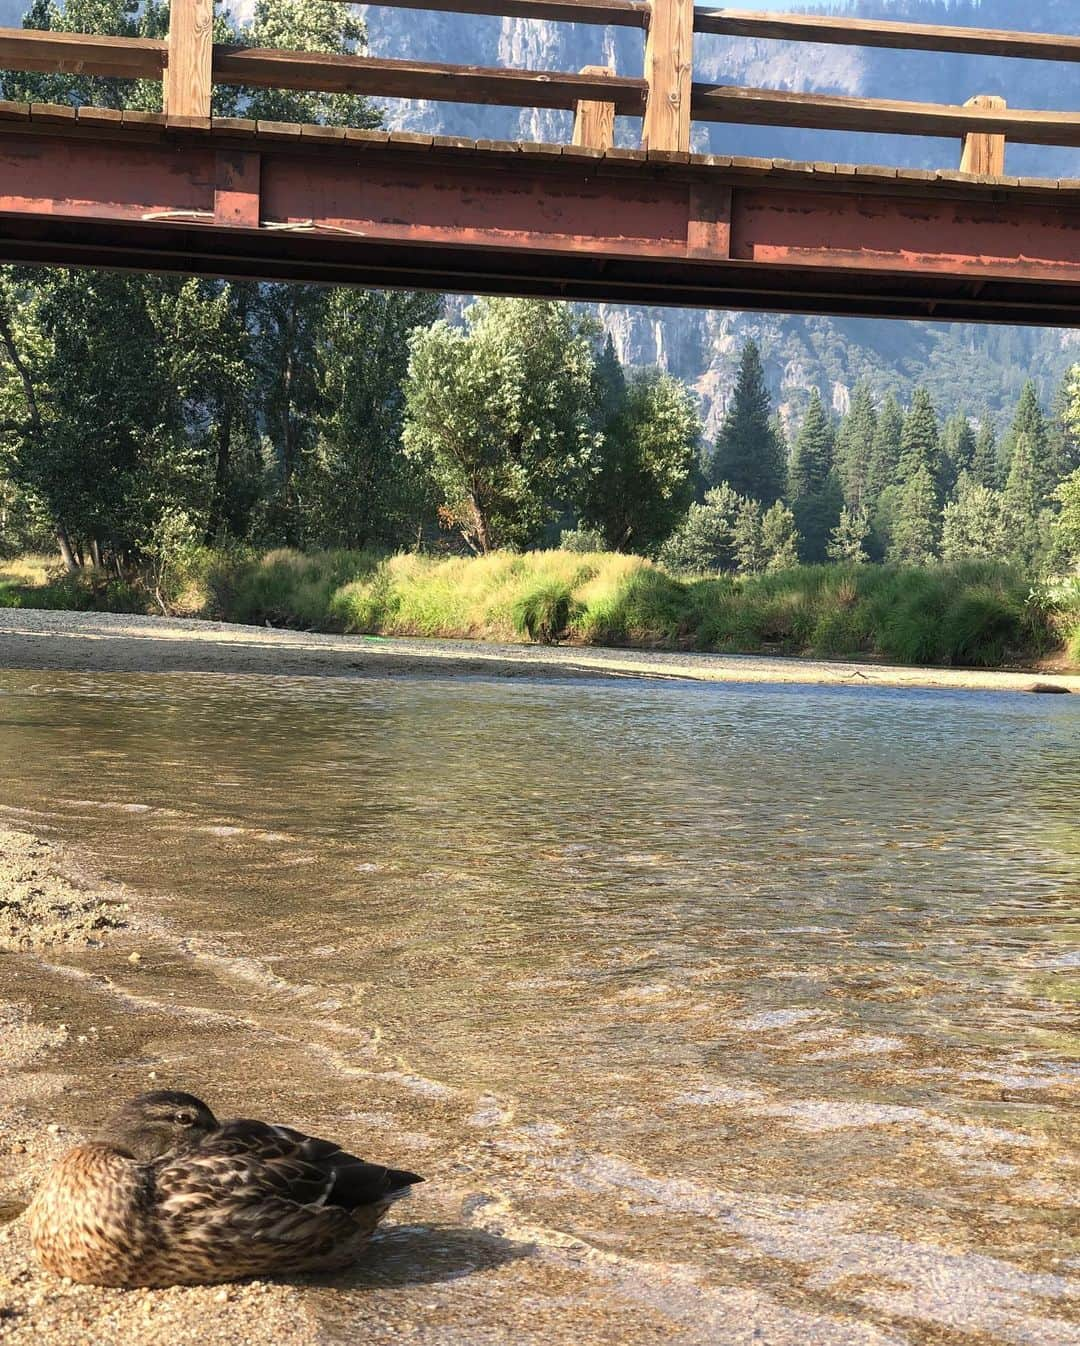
top-left (0, 124), bottom-right (1077, 326)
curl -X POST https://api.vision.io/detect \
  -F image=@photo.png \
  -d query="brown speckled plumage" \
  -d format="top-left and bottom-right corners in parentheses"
top-left (27, 1090), bottom-right (423, 1287)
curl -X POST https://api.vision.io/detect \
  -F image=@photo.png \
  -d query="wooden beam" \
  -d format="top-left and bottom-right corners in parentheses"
top-left (960, 95), bottom-right (1007, 176)
top-left (643, 0), bottom-right (694, 152)
top-left (213, 48), bottom-right (647, 113)
top-left (167, 0), bottom-right (213, 121)
top-left (693, 9), bottom-right (1080, 64)
top-left (691, 83), bottom-right (1080, 149)
top-left (0, 27), bottom-right (165, 80)
top-left (340, 0), bottom-right (650, 27)
top-left (572, 64), bottom-right (616, 150)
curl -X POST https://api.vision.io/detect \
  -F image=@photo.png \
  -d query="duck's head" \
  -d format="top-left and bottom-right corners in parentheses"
top-left (98, 1090), bottom-right (219, 1161)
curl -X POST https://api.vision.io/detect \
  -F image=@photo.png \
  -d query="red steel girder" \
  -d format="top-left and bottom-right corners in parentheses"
top-left (0, 124), bottom-right (1078, 324)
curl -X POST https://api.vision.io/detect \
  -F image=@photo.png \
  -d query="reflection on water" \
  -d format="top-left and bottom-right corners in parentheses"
top-left (0, 670), bottom-right (1077, 1344)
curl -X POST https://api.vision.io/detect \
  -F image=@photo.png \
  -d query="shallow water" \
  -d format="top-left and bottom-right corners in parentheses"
top-left (1, 670), bottom-right (1077, 1345)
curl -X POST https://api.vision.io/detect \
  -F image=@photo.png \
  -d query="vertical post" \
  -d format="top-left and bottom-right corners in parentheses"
top-left (960, 95), bottom-right (1007, 176)
top-left (167, 0), bottom-right (214, 123)
top-left (573, 65), bottom-right (616, 151)
top-left (642, 0), bottom-right (694, 153)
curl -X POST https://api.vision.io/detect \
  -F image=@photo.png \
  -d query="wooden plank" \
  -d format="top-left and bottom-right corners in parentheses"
top-left (693, 9), bottom-right (1080, 64)
top-left (167, 0), bottom-right (213, 119)
top-left (642, 0), bottom-right (694, 152)
top-left (213, 48), bottom-right (647, 113)
top-left (0, 27), bottom-right (165, 80)
top-left (691, 84), bottom-right (1080, 149)
top-left (572, 64), bottom-right (616, 151)
top-left (960, 95), bottom-right (1007, 175)
top-left (337, 0), bottom-right (649, 27)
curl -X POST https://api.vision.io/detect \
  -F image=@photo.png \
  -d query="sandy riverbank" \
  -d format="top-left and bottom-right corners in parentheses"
top-left (0, 609), bottom-right (1076, 693)
top-left (0, 825), bottom-right (329, 1346)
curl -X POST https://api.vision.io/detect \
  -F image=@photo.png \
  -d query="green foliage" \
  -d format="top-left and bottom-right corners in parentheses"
top-left (789, 390), bottom-right (841, 563)
top-left (827, 507), bottom-right (870, 564)
top-left (708, 340), bottom-right (786, 505)
top-left (888, 464), bottom-right (940, 565)
top-left (1003, 432), bottom-right (1050, 567)
top-left (940, 477), bottom-right (1012, 562)
top-left (512, 581), bottom-right (581, 643)
top-left (657, 484), bottom-right (742, 573)
top-left (898, 388), bottom-right (943, 494)
top-left (1050, 468), bottom-right (1080, 572)
top-left (940, 411), bottom-right (977, 499)
top-left (403, 299), bottom-right (601, 553)
top-left (971, 418), bottom-right (1001, 489)
top-left (835, 380), bottom-right (877, 512)
top-left (867, 392), bottom-right (904, 503)
top-left (580, 369), bottom-right (700, 553)
top-left (3, 547), bottom-right (1066, 668)
top-left (559, 526), bottom-right (606, 553)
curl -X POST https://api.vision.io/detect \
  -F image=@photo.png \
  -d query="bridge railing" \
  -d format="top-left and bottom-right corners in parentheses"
top-left (1, 3), bottom-right (1079, 176)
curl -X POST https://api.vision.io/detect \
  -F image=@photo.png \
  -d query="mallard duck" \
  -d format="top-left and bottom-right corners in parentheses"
top-left (27, 1089), bottom-right (423, 1287)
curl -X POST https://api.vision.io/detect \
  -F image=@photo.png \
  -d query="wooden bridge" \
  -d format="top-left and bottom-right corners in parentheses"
top-left (1, 2), bottom-right (1079, 323)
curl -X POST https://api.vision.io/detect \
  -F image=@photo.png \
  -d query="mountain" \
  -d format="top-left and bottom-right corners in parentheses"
top-left (354, 0), bottom-right (1080, 432)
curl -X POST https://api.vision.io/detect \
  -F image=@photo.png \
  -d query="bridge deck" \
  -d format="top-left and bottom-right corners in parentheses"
top-left (1, 107), bottom-right (1078, 325)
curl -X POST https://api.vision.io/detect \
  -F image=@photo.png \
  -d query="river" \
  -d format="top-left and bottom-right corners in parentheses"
top-left (0, 668), bottom-right (1077, 1345)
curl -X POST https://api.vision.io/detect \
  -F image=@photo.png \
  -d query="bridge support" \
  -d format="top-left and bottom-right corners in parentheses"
top-left (643, 0), bottom-right (693, 153)
top-left (960, 94), bottom-right (1007, 175)
top-left (572, 65), bottom-right (616, 151)
top-left (166, 0), bottom-right (213, 124)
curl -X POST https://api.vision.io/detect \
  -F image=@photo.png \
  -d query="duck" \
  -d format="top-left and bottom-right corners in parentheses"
top-left (27, 1089), bottom-right (423, 1287)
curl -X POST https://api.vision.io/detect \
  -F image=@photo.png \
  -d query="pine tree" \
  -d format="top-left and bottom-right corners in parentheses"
top-left (733, 498), bottom-right (767, 574)
top-left (827, 506), bottom-right (870, 563)
top-left (835, 379), bottom-right (877, 513)
top-left (789, 389), bottom-right (841, 562)
top-left (940, 411), bottom-right (977, 499)
top-left (898, 388), bottom-right (943, 495)
top-left (1003, 380), bottom-right (1053, 508)
top-left (971, 418), bottom-right (1000, 489)
top-left (888, 463), bottom-right (940, 565)
top-left (761, 502), bottom-right (800, 571)
top-left (940, 476), bottom-right (1011, 561)
top-left (1003, 431), bottom-right (1048, 565)
top-left (867, 392), bottom-right (903, 502)
top-left (709, 340), bottom-right (786, 504)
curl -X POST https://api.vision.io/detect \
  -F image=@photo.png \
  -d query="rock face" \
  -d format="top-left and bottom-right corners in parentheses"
top-left (354, 0), bottom-right (1080, 433)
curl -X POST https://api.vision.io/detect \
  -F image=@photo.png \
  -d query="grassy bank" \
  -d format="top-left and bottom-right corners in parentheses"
top-left (3, 549), bottom-right (1079, 669)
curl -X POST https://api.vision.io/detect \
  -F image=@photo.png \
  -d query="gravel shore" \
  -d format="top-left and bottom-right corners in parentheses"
top-left (0, 608), bottom-right (1076, 693)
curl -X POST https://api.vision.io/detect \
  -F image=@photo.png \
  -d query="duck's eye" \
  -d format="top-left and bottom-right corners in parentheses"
top-left (174, 1110), bottom-right (197, 1126)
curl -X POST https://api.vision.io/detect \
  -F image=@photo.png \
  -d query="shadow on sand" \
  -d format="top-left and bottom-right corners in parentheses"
top-left (291, 1221), bottom-right (534, 1292)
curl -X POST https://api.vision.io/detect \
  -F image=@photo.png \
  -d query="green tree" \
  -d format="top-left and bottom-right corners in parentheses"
top-left (789, 389), bottom-right (841, 562)
top-left (708, 340), bottom-right (786, 505)
top-left (867, 393), bottom-right (903, 497)
top-left (898, 388), bottom-right (943, 494)
top-left (307, 289), bottom-right (443, 548)
top-left (1003, 431), bottom-right (1049, 566)
top-left (1049, 467), bottom-right (1080, 572)
top-left (403, 299), bottom-right (600, 553)
top-left (658, 484), bottom-right (742, 573)
top-left (1002, 380), bottom-right (1057, 509)
top-left (761, 501), bottom-right (800, 571)
top-left (580, 368), bottom-right (699, 553)
top-left (733, 497), bottom-right (766, 574)
top-left (827, 506), bottom-right (870, 563)
top-left (940, 477), bottom-right (1012, 562)
top-left (971, 418), bottom-right (1001, 490)
top-left (888, 464), bottom-right (939, 565)
top-left (835, 380), bottom-right (877, 513)
top-left (940, 411), bottom-right (977, 499)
